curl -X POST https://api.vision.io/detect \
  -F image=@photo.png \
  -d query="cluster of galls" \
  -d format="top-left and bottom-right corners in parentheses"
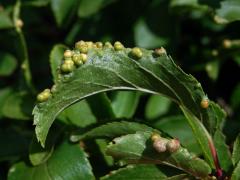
top-left (36, 40), bottom-right (168, 102)
top-left (60, 40), bottom-right (138, 73)
top-left (151, 133), bottom-right (180, 153)
top-left (61, 40), bottom-right (90, 73)
top-left (36, 85), bottom-right (56, 102)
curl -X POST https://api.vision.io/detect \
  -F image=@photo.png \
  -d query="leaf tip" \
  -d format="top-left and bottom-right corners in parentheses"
top-left (35, 126), bottom-right (46, 148)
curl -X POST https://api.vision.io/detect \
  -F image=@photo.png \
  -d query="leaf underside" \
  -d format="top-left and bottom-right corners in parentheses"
top-left (33, 46), bottom-right (226, 168)
top-left (106, 131), bottom-right (211, 178)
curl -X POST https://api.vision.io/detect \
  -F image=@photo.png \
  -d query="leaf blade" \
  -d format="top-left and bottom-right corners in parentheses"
top-left (232, 134), bottom-right (240, 166)
top-left (112, 91), bottom-right (140, 118)
top-left (49, 44), bottom-right (68, 82)
top-left (70, 121), bottom-right (155, 142)
top-left (8, 140), bottom-right (95, 180)
top-left (216, 0), bottom-right (240, 23)
top-left (180, 106), bottom-right (214, 167)
top-left (0, 52), bottom-right (17, 76)
top-left (213, 130), bottom-right (232, 172)
top-left (231, 161), bottom-right (240, 180)
top-left (0, 11), bottom-right (13, 29)
top-left (50, 0), bottom-right (77, 26)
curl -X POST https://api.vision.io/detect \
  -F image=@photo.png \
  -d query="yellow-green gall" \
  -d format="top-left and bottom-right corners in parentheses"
top-left (64, 59), bottom-right (74, 65)
top-left (223, 39), bottom-right (231, 49)
top-left (72, 54), bottom-right (82, 66)
top-left (75, 40), bottom-right (85, 49)
top-left (104, 42), bottom-right (113, 48)
top-left (79, 45), bottom-right (88, 54)
top-left (151, 133), bottom-right (161, 142)
top-left (37, 89), bottom-right (51, 102)
top-left (155, 47), bottom-right (166, 56)
top-left (80, 53), bottom-right (88, 63)
top-left (61, 60), bottom-right (74, 73)
top-left (131, 47), bottom-right (143, 59)
top-left (64, 50), bottom-right (72, 58)
top-left (166, 139), bottom-right (180, 153)
top-left (37, 93), bottom-right (45, 102)
top-left (61, 64), bottom-right (72, 73)
top-left (86, 41), bottom-right (93, 48)
top-left (95, 42), bottom-right (103, 48)
top-left (43, 88), bottom-right (50, 93)
top-left (114, 41), bottom-right (124, 51)
top-left (201, 96), bottom-right (209, 109)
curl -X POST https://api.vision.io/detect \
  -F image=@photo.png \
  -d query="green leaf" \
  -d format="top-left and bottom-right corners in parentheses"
top-left (0, 11), bottom-right (13, 29)
top-left (170, 0), bottom-right (209, 12)
top-left (0, 87), bottom-right (13, 119)
top-left (213, 130), bottom-right (232, 172)
top-left (70, 121), bottom-right (154, 142)
top-left (49, 44), bottom-right (67, 83)
top-left (29, 135), bottom-right (54, 166)
top-left (50, 0), bottom-right (77, 26)
top-left (65, 22), bottom-right (82, 44)
top-left (8, 141), bottom-right (95, 180)
top-left (87, 93), bottom-right (115, 120)
top-left (33, 46), bottom-right (225, 168)
top-left (29, 125), bottom-right (64, 166)
top-left (22, 0), bottom-right (50, 7)
top-left (59, 99), bottom-right (96, 127)
top-left (78, 0), bottom-right (112, 18)
top-left (232, 134), bottom-right (240, 166)
top-left (112, 91), bottom-right (140, 118)
top-left (134, 19), bottom-right (168, 49)
top-left (153, 115), bottom-right (201, 155)
top-left (231, 161), bottom-right (240, 180)
top-left (180, 106), bottom-right (215, 167)
top-left (145, 95), bottom-right (171, 120)
top-left (101, 164), bottom-right (179, 180)
top-left (96, 139), bottom-right (114, 166)
top-left (3, 91), bottom-right (35, 120)
top-left (106, 131), bottom-right (211, 178)
top-left (216, 0), bottom-right (240, 23)
top-left (0, 52), bottom-right (17, 76)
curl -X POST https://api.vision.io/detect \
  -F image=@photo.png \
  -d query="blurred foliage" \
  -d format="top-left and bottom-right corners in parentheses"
top-left (0, 0), bottom-right (240, 179)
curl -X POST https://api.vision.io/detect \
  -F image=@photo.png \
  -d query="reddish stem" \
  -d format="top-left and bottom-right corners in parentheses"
top-left (208, 140), bottom-right (223, 179)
